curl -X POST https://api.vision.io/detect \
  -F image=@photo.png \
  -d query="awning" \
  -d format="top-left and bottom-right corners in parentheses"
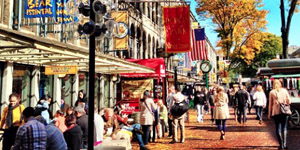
top-left (0, 26), bottom-right (154, 74)
top-left (256, 67), bottom-right (273, 76)
top-left (271, 74), bottom-right (300, 78)
top-left (121, 58), bottom-right (166, 78)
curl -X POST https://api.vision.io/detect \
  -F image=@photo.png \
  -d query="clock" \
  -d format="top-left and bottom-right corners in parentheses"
top-left (200, 61), bottom-right (212, 73)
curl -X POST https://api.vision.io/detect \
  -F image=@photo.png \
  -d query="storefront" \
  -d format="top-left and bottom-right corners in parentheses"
top-left (0, 26), bottom-right (155, 114)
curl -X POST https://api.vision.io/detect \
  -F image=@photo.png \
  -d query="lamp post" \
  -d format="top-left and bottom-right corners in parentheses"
top-left (172, 58), bottom-right (180, 88)
top-left (77, 1), bottom-right (118, 149)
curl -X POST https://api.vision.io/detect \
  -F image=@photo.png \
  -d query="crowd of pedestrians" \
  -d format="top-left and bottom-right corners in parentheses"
top-left (0, 80), bottom-right (292, 150)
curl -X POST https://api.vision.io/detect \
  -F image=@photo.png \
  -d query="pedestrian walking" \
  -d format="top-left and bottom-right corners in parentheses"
top-left (169, 86), bottom-right (186, 144)
top-left (253, 85), bottom-right (267, 124)
top-left (194, 86), bottom-right (206, 123)
top-left (139, 90), bottom-right (157, 146)
top-left (213, 86), bottom-right (230, 140)
top-left (0, 93), bottom-right (25, 150)
top-left (11, 107), bottom-right (47, 150)
top-left (208, 88), bottom-right (216, 124)
top-left (235, 85), bottom-right (249, 124)
top-left (268, 79), bottom-right (291, 150)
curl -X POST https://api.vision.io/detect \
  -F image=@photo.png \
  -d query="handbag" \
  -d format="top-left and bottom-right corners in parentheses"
top-left (171, 100), bottom-right (189, 117)
top-left (279, 103), bottom-right (292, 116)
top-left (275, 90), bottom-right (292, 116)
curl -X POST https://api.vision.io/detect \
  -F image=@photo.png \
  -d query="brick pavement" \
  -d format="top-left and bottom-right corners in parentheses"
top-left (132, 107), bottom-right (300, 150)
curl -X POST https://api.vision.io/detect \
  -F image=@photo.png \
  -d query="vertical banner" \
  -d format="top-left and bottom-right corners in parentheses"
top-left (55, 0), bottom-right (78, 24)
top-left (163, 6), bottom-right (191, 53)
top-left (112, 11), bottom-right (129, 50)
top-left (24, 0), bottom-right (56, 18)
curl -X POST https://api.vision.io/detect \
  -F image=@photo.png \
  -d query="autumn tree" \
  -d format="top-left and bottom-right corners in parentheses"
top-left (280, 0), bottom-right (300, 58)
top-left (196, 0), bottom-right (268, 60)
top-left (230, 33), bottom-right (282, 77)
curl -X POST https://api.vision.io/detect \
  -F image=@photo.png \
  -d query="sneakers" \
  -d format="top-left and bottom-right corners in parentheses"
top-left (259, 120), bottom-right (262, 125)
top-left (169, 140), bottom-right (177, 144)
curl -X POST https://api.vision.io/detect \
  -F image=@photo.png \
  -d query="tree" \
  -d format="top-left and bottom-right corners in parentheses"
top-left (196, 0), bottom-right (268, 60)
top-left (230, 33), bottom-right (282, 77)
top-left (280, 0), bottom-right (300, 58)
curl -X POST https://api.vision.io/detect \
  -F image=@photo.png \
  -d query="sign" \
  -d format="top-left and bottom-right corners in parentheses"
top-left (45, 66), bottom-right (78, 75)
top-left (24, 0), bottom-right (56, 18)
top-left (122, 79), bottom-right (153, 100)
top-left (112, 11), bottom-right (129, 50)
top-left (192, 22), bottom-right (199, 29)
top-left (163, 6), bottom-right (191, 53)
top-left (24, 0), bottom-right (78, 24)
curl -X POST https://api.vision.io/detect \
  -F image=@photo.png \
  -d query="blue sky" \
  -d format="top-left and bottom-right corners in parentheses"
top-left (189, 0), bottom-right (300, 49)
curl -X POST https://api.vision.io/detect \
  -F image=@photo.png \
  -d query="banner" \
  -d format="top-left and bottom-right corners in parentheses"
top-left (112, 11), bottom-right (129, 50)
top-left (24, 0), bottom-right (78, 24)
top-left (45, 66), bottom-right (78, 75)
top-left (24, 0), bottom-right (56, 18)
top-left (163, 6), bottom-right (191, 53)
top-left (122, 79), bottom-right (153, 100)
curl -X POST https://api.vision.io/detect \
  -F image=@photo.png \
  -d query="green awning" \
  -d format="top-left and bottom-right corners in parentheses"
top-left (271, 74), bottom-right (300, 78)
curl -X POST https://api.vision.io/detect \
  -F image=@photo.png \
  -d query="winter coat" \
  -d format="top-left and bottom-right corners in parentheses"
top-left (64, 125), bottom-right (83, 150)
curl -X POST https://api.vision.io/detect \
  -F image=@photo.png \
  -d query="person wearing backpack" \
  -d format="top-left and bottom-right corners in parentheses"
top-left (169, 86), bottom-right (186, 144)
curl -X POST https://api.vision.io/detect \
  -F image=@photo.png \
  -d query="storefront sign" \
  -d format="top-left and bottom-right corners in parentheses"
top-left (163, 6), bottom-right (191, 53)
top-left (122, 79), bottom-right (153, 100)
top-left (24, 0), bottom-right (78, 24)
top-left (45, 66), bottom-right (77, 75)
top-left (112, 11), bottom-right (129, 50)
top-left (24, 0), bottom-right (56, 18)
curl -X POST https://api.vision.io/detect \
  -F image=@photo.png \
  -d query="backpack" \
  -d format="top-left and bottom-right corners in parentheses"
top-left (171, 101), bottom-right (189, 117)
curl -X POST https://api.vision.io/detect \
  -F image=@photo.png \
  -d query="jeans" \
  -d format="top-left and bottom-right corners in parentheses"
top-left (196, 104), bottom-right (204, 122)
top-left (255, 106), bottom-right (263, 121)
top-left (216, 119), bottom-right (226, 133)
top-left (273, 114), bottom-right (289, 148)
top-left (142, 125), bottom-right (151, 145)
top-left (238, 106), bottom-right (247, 123)
top-left (2, 126), bottom-right (19, 150)
top-left (123, 124), bottom-right (145, 147)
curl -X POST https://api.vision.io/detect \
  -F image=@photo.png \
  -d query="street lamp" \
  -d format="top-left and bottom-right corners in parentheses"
top-left (77, 1), bottom-right (118, 149)
top-left (172, 57), bottom-right (180, 88)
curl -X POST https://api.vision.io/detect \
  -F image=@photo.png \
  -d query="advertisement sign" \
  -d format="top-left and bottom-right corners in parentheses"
top-left (24, 0), bottom-right (56, 18)
top-left (112, 11), bottom-right (129, 50)
top-left (122, 79), bottom-right (153, 100)
top-left (163, 6), bottom-right (191, 53)
top-left (45, 66), bottom-right (77, 75)
top-left (24, 0), bottom-right (78, 24)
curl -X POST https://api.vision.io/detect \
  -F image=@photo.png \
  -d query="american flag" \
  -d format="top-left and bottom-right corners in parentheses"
top-left (190, 28), bottom-right (208, 61)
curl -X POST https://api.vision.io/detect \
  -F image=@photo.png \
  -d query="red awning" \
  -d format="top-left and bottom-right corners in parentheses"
top-left (121, 58), bottom-right (166, 78)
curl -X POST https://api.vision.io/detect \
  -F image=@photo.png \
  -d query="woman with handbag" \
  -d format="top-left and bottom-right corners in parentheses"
top-left (139, 90), bottom-right (157, 147)
top-left (268, 79), bottom-right (291, 150)
top-left (213, 86), bottom-right (230, 140)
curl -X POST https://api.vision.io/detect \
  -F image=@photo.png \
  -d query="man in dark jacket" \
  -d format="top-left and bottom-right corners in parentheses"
top-left (74, 106), bottom-right (88, 148)
top-left (235, 85), bottom-right (249, 124)
top-left (64, 115), bottom-right (83, 150)
top-left (194, 86), bottom-right (207, 123)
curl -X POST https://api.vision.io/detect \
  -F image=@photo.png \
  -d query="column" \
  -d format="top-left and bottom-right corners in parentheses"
top-left (1, 62), bottom-right (13, 110)
top-left (53, 75), bottom-right (61, 114)
top-left (72, 74), bottom-right (79, 106)
top-left (30, 66), bottom-right (40, 106)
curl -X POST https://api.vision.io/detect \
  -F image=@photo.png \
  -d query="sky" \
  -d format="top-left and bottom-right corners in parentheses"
top-left (189, 0), bottom-right (300, 49)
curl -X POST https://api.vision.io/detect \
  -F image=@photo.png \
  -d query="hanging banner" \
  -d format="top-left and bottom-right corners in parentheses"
top-left (55, 0), bottom-right (78, 24)
top-left (112, 11), bottom-right (129, 50)
top-left (24, 0), bottom-right (56, 18)
top-left (163, 6), bottom-right (191, 53)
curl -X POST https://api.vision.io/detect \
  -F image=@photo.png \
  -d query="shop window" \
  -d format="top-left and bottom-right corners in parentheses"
top-left (13, 64), bottom-right (32, 108)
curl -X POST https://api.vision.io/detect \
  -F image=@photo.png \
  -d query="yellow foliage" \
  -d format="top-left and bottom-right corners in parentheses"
top-left (196, 0), bottom-right (268, 61)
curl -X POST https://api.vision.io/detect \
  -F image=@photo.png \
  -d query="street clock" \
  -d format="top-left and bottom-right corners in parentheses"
top-left (200, 61), bottom-right (212, 73)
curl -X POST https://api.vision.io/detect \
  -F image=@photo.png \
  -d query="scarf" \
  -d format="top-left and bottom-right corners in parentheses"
top-left (6, 104), bottom-right (19, 128)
